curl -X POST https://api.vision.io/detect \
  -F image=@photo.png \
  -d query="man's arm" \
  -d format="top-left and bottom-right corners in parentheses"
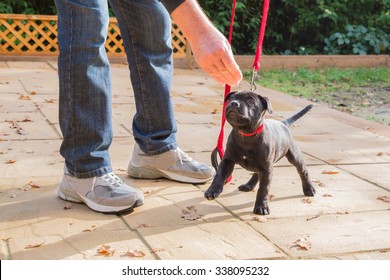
top-left (169, 0), bottom-right (242, 86)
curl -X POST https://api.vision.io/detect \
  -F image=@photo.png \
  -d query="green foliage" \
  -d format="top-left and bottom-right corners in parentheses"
top-left (324, 25), bottom-right (390, 54)
top-left (2, 0), bottom-right (389, 55)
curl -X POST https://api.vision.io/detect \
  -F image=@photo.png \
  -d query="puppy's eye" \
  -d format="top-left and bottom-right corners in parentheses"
top-left (247, 98), bottom-right (255, 106)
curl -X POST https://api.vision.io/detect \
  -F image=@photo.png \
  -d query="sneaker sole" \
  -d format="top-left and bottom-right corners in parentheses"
top-left (58, 187), bottom-right (144, 214)
top-left (128, 164), bottom-right (214, 184)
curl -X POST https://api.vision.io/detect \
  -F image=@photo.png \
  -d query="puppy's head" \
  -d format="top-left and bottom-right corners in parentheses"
top-left (225, 90), bottom-right (272, 133)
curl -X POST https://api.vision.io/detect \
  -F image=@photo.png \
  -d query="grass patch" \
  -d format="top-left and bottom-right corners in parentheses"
top-left (245, 67), bottom-right (390, 124)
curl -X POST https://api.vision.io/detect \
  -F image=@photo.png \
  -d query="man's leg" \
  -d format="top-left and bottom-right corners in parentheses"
top-left (55, 0), bottom-right (143, 213)
top-left (109, 0), bottom-right (215, 183)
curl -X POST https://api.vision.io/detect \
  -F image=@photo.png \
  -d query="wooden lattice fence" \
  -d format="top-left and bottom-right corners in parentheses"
top-left (0, 14), bottom-right (190, 59)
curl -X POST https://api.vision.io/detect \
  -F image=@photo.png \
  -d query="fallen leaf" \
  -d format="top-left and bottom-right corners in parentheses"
top-left (136, 223), bottom-right (154, 228)
top-left (306, 211), bottom-right (323, 221)
top-left (22, 117), bottom-right (32, 122)
top-left (30, 91), bottom-right (37, 95)
top-left (25, 181), bottom-right (41, 189)
top-left (211, 108), bottom-right (218, 114)
top-left (321, 170), bottom-right (339, 175)
top-left (82, 225), bottom-right (96, 232)
top-left (377, 196), bottom-right (390, 203)
top-left (44, 99), bottom-right (57, 103)
top-left (143, 190), bottom-right (153, 195)
top-left (5, 159), bottom-right (16, 164)
top-left (336, 210), bottom-right (350, 215)
top-left (151, 247), bottom-right (166, 253)
top-left (181, 205), bottom-right (203, 221)
top-left (322, 193), bottom-right (333, 197)
top-left (64, 203), bottom-right (72, 210)
top-left (291, 237), bottom-right (311, 251)
top-left (301, 198), bottom-right (312, 204)
top-left (376, 152), bottom-right (384, 156)
top-left (123, 249), bottom-right (146, 258)
top-left (25, 242), bottom-right (45, 249)
top-left (318, 182), bottom-right (326, 188)
top-left (19, 94), bottom-right (31, 100)
top-left (97, 245), bottom-right (116, 256)
top-left (268, 194), bottom-right (276, 201)
top-left (251, 216), bottom-right (268, 223)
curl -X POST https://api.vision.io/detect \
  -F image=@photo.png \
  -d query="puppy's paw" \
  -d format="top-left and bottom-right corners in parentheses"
top-left (303, 182), bottom-right (316, 197)
top-left (253, 204), bottom-right (270, 215)
top-left (204, 188), bottom-right (222, 200)
top-left (238, 184), bottom-right (256, 192)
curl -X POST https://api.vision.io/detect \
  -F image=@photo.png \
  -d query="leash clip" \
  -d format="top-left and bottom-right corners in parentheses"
top-left (250, 67), bottom-right (258, 91)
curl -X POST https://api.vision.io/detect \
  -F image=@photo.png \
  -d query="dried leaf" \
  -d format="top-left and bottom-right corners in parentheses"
top-left (5, 159), bottom-right (16, 164)
top-left (376, 152), bottom-right (384, 156)
top-left (22, 117), bottom-right (32, 122)
top-left (124, 249), bottom-right (146, 258)
top-left (27, 181), bottom-right (41, 189)
top-left (268, 194), bottom-right (276, 201)
top-left (181, 205), bottom-right (203, 221)
top-left (97, 245), bottom-right (116, 256)
top-left (336, 210), bottom-right (350, 215)
top-left (318, 182), bottom-right (326, 188)
top-left (82, 225), bottom-right (97, 232)
top-left (136, 223), bottom-right (154, 228)
top-left (321, 170), bottom-right (339, 175)
top-left (301, 198), bottom-right (312, 204)
top-left (322, 193), bottom-right (333, 197)
top-left (306, 211), bottom-right (323, 221)
top-left (251, 216), bottom-right (268, 223)
top-left (291, 237), bottom-right (311, 251)
top-left (44, 99), bottom-right (57, 103)
top-left (25, 242), bottom-right (45, 249)
top-left (19, 94), bottom-right (31, 100)
top-left (211, 108), bottom-right (218, 114)
top-left (151, 247), bottom-right (166, 253)
top-left (30, 91), bottom-right (37, 95)
top-left (377, 196), bottom-right (390, 203)
top-left (64, 203), bottom-right (72, 210)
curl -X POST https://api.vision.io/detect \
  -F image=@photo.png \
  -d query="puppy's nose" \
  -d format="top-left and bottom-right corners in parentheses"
top-left (230, 100), bottom-right (240, 108)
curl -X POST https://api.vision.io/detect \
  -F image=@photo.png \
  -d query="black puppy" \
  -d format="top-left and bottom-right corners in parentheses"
top-left (205, 90), bottom-right (316, 215)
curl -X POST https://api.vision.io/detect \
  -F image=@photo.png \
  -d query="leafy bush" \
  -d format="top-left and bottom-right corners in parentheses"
top-left (324, 25), bottom-right (390, 54)
top-left (1, 0), bottom-right (389, 55)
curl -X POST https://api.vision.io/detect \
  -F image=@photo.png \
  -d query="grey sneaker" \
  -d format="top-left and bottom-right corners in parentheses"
top-left (127, 144), bottom-right (215, 183)
top-left (58, 168), bottom-right (144, 214)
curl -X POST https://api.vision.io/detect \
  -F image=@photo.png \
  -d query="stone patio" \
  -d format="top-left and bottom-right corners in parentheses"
top-left (0, 60), bottom-right (389, 260)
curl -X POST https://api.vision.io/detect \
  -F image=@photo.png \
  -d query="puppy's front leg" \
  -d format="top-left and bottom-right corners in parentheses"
top-left (204, 158), bottom-right (235, 200)
top-left (253, 170), bottom-right (273, 215)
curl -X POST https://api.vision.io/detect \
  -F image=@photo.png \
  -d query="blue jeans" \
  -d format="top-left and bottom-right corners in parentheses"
top-left (55, 0), bottom-right (177, 178)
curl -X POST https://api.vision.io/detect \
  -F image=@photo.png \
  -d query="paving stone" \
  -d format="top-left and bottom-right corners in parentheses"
top-left (250, 210), bottom-right (390, 258)
top-left (137, 221), bottom-right (285, 260)
top-left (338, 164), bottom-right (390, 191)
top-left (1, 64), bottom-right (390, 260)
top-left (0, 92), bottom-right (38, 113)
top-left (198, 165), bottom-right (390, 220)
top-left (0, 139), bottom-right (63, 179)
top-left (0, 182), bottom-right (152, 260)
top-left (120, 181), bottom-right (236, 229)
top-left (0, 112), bottom-right (60, 140)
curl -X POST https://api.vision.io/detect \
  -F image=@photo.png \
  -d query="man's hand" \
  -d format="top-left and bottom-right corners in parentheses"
top-left (171, 0), bottom-right (243, 86)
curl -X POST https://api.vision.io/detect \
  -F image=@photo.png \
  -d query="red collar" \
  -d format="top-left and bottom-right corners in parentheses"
top-left (239, 123), bottom-right (265, 137)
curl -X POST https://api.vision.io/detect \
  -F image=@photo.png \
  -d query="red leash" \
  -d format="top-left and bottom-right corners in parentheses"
top-left (211, 0), bottom-right (271, 182)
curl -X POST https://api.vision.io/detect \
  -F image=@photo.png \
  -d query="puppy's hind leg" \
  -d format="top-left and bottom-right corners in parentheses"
top-left (286, 144), bottom-right (316, 196)
top-left (238, 173), bottom-right (259, 192)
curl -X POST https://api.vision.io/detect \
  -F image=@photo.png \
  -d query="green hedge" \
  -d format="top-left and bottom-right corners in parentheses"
top-left (2, 0), bottom-right (389, 55)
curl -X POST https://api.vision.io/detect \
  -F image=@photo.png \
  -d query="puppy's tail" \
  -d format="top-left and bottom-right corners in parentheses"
top-left (282, 104), bottom-right (313, 127)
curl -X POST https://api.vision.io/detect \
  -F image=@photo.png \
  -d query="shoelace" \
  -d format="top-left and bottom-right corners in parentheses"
top-left (176, 148), bottom-right (193, 165)
top-left (101, 173), bottom-right (123, 188)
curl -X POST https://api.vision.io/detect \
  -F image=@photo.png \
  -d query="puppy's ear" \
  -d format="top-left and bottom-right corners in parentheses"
top-left (259, 95), bottom-right (273, 114)
top-left (224, 91), bottom-right (237, 103)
